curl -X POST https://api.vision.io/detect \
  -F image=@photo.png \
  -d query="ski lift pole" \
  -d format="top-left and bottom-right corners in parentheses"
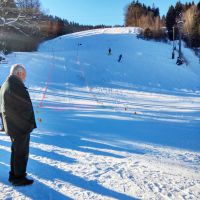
top-left (173, 26), bottom-right (175, 50)
top-left (176, 13), bottom-right (184, 65)
top-left (76, 43), bottom-right (82, 63)
top-left (178, 15), bottom-right (183, 58)
top-left (178, 24), bottom-right (182, 58)
top-left (198, 50), bottom-right (200, 64)
top-left (171, 26), bottom-right (175, 59)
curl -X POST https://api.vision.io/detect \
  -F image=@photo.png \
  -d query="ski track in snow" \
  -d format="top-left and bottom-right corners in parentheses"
top-left (0, 134), bottom-right (200, 200)
top-left (0, 27), bottom-right (200, 200)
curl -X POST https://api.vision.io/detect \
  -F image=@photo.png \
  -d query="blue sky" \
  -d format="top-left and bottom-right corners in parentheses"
top-left (40, 0), bottom-right (199, 25)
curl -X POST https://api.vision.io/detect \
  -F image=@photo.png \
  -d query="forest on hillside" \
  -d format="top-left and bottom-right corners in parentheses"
top-left (0, 0), bottom-right (110, 52)
top-left (125, 0), bottom-right (200, 49)
top-left (0, 0), bottom-right (200, 53)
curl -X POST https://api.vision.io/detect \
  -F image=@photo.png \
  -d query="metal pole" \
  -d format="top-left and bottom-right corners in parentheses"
top-left (173, 26), bottom-right (175, 49)
top-left (176, 13), bottom-right (184, 65)
top-left (172, 26), bottom-right (175, 59)
top-left (76, 43), bottom-right (82, 64)
top-left (76, 44), bottom-right (79, 63)
top-left (179, 26), bottom-right (182, 58)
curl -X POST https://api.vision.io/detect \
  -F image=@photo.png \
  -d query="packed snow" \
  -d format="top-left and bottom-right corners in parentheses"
top-left (0, 27), bottom-right (200, 200)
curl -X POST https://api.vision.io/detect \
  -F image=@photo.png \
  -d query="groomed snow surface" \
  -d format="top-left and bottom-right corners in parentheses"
top-left (0, 27), bottom-right (200, 200)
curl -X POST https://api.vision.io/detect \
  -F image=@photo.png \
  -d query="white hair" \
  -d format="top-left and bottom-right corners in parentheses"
top-left (10, 64), bottom-right (26, 76)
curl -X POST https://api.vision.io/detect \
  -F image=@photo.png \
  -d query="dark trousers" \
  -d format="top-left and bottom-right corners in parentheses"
top-left (9, 133), bottom-right (30, 178)
top-left (0, 113), bottom-right (4, 131)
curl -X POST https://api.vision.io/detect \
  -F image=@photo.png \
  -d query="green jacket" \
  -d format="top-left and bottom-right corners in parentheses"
top-left (1, 75), bottom-right (36, 135)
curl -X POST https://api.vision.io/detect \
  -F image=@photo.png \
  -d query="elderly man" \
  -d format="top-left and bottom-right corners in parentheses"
top-left (1, 64), bottom-right (36, 186)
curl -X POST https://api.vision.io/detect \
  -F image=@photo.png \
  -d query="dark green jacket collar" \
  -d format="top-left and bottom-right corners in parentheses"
top-left (8, 75), bottom-right (26, 89)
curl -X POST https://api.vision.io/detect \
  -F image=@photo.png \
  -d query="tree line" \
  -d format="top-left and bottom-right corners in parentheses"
top-left (125, 0), bottom-right (200, 49)
top-left (125, 0), bottom-right (166, 41)
top-left (0, 0), bottom-right (110, 52)
top-left (166, 1), bottom-right (200, 48)
top-left (1, 0), bottom-right (199, 53)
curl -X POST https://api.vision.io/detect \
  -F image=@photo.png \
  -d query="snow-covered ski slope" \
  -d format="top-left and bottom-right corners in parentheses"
top-left (0, 27), bottom-right (200, 200)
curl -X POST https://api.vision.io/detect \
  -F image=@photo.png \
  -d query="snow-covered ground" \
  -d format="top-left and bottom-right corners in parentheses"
top-left (0, 27), bottom-right (200, 199)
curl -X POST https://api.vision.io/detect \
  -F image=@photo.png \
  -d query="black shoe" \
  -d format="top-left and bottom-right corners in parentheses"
top-left (8, 172), bottom-right (15, 183)
top-left (0, 128), bottom-right (4, 132)
top-left (12, 177), bottom-right (34, 186)
top-left (8, 176), bottom-right (14, 183)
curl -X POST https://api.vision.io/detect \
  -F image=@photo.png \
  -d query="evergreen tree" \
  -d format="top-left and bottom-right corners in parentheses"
top-left (166, 6), bottom-right (176, 40)
top-left (154, 8), bottom-right (160, 17)
top-left (55, 18), bottom-right (65, 37)
top-left (197, 1), bottom-right (200, 10)
top-left (174, 1), bottom-right (184, 16)
top-left (166, 1), bottom-right (200, 47)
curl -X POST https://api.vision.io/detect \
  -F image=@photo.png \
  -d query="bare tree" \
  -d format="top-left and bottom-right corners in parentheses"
top-left (183, 5), bottom-right (196, 47)
top-left (0, 0), bottom-right (20, 27)
top-left (0, 0), bottom-right (41, 36)
top-left (16, 0), bottom-right (40, 16)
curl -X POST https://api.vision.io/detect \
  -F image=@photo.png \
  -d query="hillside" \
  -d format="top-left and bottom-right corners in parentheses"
top-left (38, 27), bottom-right (200, 90)
top-left (0, 27), bottom-right (199, 200)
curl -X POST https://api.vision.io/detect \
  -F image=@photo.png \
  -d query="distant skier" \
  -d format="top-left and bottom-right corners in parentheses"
top-left (172, 51), bottom-right (175, 59)
top-left (118, 54), bottom-right (123, 62)
top-left (108, 48), bottom-right (112, 55)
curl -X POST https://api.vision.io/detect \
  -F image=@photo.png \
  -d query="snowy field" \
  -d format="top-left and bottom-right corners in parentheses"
top-left (0, 27), bottom-right (200, 199)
